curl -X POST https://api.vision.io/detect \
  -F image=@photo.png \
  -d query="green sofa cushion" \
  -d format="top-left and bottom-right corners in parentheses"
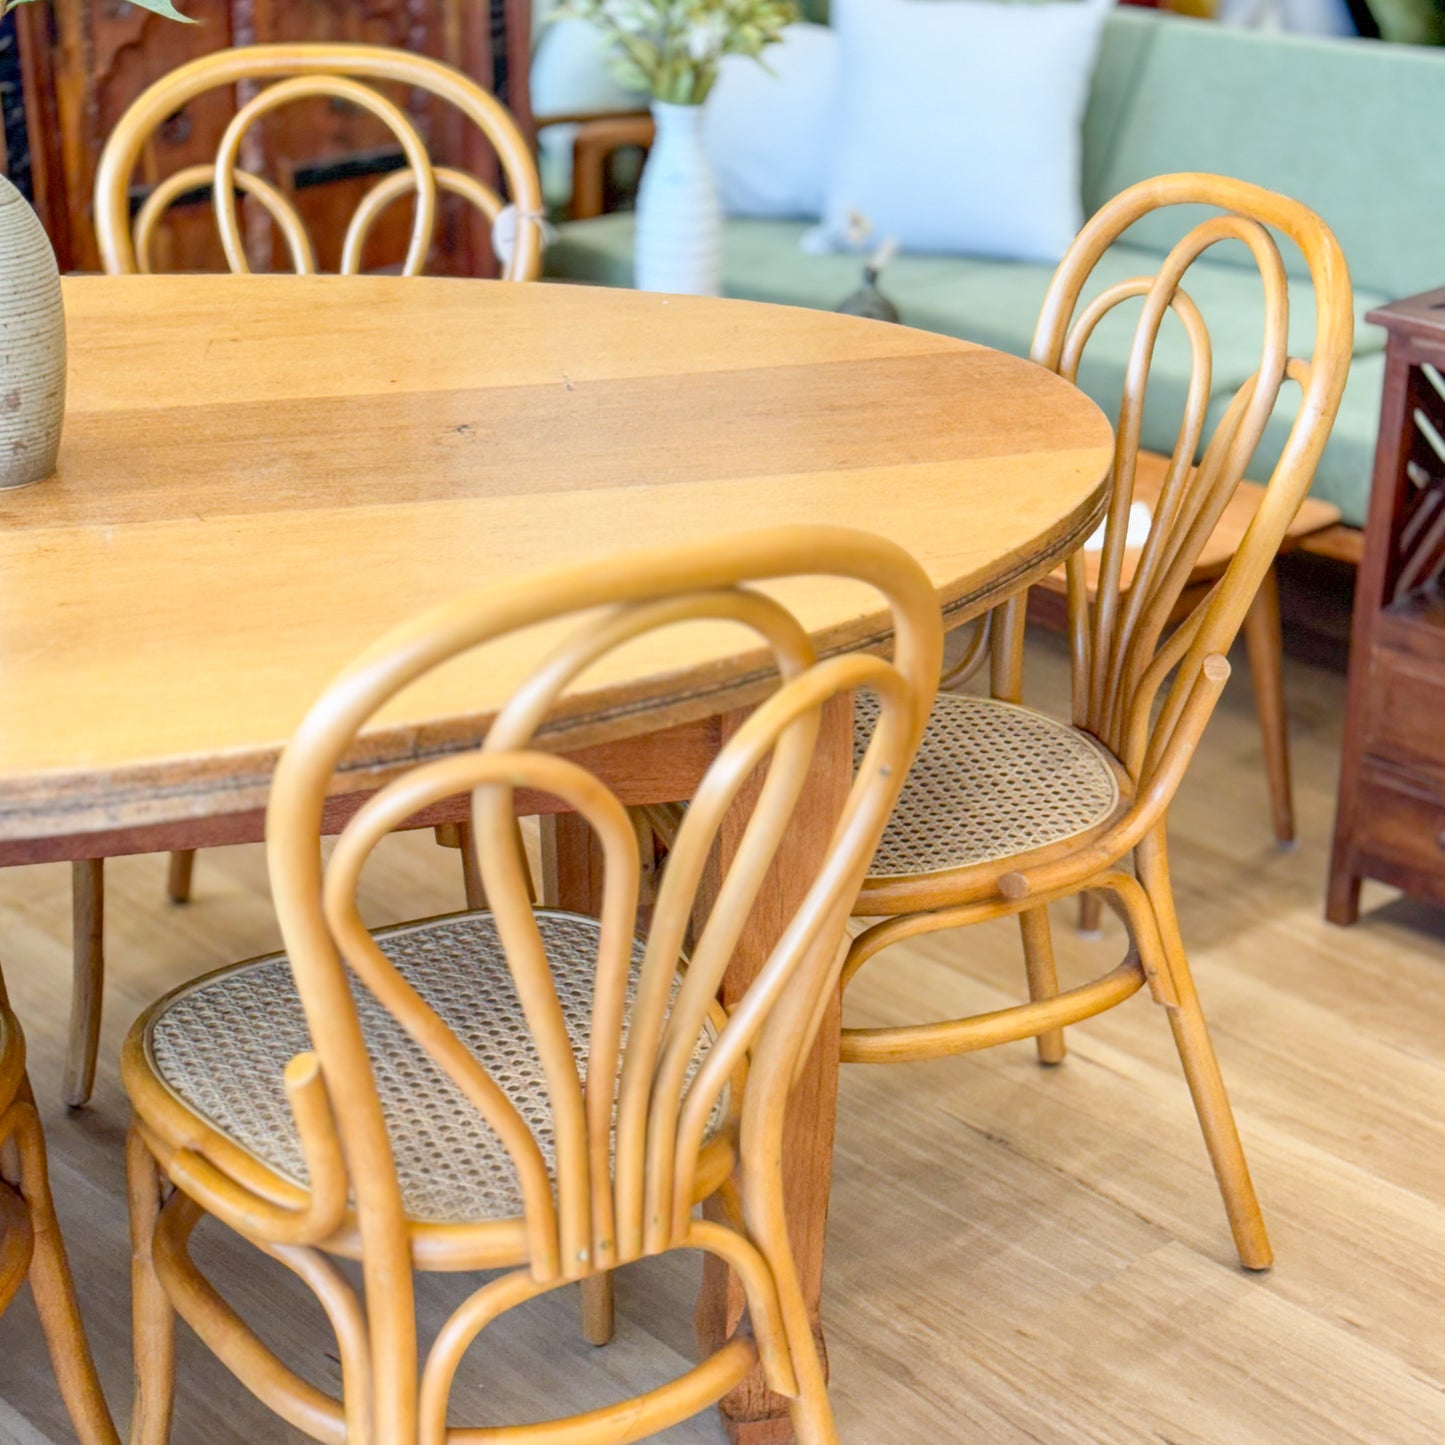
top-left (1206, 350), bottom-right (1384, 528)
top-left (547, 213), bottom-right (1387, 523)
top-left (1085, 13), bottom-right (1445, 300)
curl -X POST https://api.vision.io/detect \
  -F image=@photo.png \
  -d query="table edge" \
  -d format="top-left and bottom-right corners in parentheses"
top-left (0, 475), bottom-right (1107, 855)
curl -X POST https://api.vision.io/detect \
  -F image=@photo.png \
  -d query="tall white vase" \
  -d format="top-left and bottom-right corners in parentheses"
top-left (0, 176), bottom-right (65, 490)
top-left (634, 101), bottom-right (722, 297)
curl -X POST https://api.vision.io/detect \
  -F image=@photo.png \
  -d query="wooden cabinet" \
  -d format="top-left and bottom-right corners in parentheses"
top-left (1327, 291), bottom-right (1445, 923)
top-left (7, 0), bottom-right (532, 275)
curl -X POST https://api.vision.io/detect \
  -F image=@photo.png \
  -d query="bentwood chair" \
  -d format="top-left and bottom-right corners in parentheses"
top-left (0, 966), bottom-right (119, 1445)
top-left (120, 525), bottom-right (941, 1444)
top-left (840, 174), bottom-right (1353, 1272)
top-left (53, 45), bottom-right (547, 1112)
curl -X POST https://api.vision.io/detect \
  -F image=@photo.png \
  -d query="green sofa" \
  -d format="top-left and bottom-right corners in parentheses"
top-left (544, 11), bottom-right (1445, 528)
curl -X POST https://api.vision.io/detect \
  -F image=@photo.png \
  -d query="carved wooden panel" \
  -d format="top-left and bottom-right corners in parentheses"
top-left (0, 18), bottom-right (20, 180)
top-left (14, 0), bottom-right (532, 275)
top-left (1390, 358), bottom-right (1445, 601)
top-left (1327, 291), bottom-right (1445, 926)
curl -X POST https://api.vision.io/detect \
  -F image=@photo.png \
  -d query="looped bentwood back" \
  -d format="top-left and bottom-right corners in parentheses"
top-left (94, 44), bottom-right (544, 279)
top-left (1032, 172), bottom-right (1353, 781)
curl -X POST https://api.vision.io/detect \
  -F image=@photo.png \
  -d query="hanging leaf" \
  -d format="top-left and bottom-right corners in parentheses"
top-left (1, 0), bottom-right (195, 18)
top-left (548, 0), bottom-right (795, 103)
top-left (125, 0), bottom-right (199, 21)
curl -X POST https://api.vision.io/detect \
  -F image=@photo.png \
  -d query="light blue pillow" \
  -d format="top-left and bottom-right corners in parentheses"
top-left (702, 23), bottom-right (841, 220)
top-left (822, 0), bottom-right (1112, 263)
top-left (531, 18), bottom-right (647, 119)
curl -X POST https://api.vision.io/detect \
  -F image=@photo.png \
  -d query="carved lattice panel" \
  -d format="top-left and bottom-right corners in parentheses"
top-left (1392, 355), bottom-right (1445, 601)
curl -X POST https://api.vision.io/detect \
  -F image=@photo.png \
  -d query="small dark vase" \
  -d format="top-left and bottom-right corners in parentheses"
top-left (836, 239), bottom-right (900, 325)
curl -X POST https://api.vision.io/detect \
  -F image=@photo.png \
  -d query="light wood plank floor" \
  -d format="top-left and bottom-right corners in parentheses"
top-left (2, 629), bottom-right (1444, 1443)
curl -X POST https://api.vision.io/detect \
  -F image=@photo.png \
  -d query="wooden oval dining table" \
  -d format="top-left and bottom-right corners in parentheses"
top-left (0, 273), bottom-right (1112, 1444)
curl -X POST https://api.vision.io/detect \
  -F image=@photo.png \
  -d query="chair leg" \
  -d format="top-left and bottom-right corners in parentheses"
top-left (438, 819), bottom-right (511, 910)
top-left (579, 1273), bottom-right (615, 1346)
top-left (769, 1235), bottom-right (837, 1445)
top-left (65, 861), bottom-right (105, 1109)
top-left (776, 1274), bottom-right (837, 1445)
top-left (1077, 891), bottom-right (1103, 937)
top-left (1018, 907), bottom-right (1065, 1064)
top-left (126, 1127), bottom-right (176, 1445)
top-left (786, 1361), bottom-right (841, 1445)
top-left (11, 1089), bottom-right (120, 1445)
top-left (1135, 830), bottom-right (1272, 1271)
top-left (455, 821), bottom-right (488, 911)
top-left (165, 852), bottom-right (195, 905)
top-left (743, 1149), bottom-right (839, 1445)
top-left (1241, 563), bottom-right (1295, 846)
top-left (630, 806), bottom-right (660, 911)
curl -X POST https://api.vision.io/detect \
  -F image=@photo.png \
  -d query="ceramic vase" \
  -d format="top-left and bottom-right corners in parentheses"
top-left (0, 175), bottom-right (65, 490)
top-left (634, 101), bottom-right (722, 297)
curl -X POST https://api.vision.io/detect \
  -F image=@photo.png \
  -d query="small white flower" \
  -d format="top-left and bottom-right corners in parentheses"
top-left (601, 0), bottom-right (652, 31)
top-left (686, 14), bottom-right (726, 60)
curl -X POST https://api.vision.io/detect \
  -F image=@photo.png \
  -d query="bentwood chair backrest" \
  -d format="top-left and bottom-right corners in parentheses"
top-left (1030, 173), bottom-right (1353, 794)
top-left (94, 44), bottom-right (544, 279)
top-left (263, 525), bottom-right (941, 1284)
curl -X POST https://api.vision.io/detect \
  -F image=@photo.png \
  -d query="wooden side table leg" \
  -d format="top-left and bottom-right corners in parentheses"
top-left (695, 696), bottom-right (852, 1445)
top-left (1241, 563), bottom-right (1295, 846)
top-left (1325, 860), bottom-right (1362, 927)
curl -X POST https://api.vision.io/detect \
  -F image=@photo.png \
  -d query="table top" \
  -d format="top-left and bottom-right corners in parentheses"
top-left (0, 274), bottom-right (1112, 845)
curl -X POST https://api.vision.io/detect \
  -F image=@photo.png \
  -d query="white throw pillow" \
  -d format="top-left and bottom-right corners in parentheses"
top-left (530, 18), bottom-right (647, 119)
top-left (823, 0), bottom-right (1111, 263)
top-left (702, 23), bottom-right (841, 220)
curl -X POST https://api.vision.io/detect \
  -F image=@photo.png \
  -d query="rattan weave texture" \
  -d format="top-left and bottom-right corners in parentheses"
top-left (858, 692), bottom-right (1121, 879)
top-left (146, 912), bottom-right (716, 1224)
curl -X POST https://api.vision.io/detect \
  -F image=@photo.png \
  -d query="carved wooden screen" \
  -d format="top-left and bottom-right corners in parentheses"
top-left (1385, 341), bottom-right (1445, 602)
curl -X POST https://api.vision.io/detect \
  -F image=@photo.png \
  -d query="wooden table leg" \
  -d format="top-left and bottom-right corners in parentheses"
top-left (695, 696), bottom-right (852, 1445)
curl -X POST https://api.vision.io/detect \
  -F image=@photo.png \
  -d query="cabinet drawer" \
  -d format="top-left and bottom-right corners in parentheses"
top-left (1363, 651), bottom-right (1445, 772)
top-left (1354, 763), bottom-right (1445, 881)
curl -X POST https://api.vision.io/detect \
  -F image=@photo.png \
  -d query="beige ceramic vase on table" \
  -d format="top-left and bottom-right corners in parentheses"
top-left (0, 177), bottom-right (65, 491)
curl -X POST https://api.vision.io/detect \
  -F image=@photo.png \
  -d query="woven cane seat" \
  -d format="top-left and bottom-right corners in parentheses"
top-left (143, 912), bottom-right (720, 1225)
top-left (858, 692), bottom-right (1122, 880)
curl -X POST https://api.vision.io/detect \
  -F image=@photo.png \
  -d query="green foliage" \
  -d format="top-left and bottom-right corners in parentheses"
top-left (1, 0), bottom-right (194, 19)
top-left (550, 0), bottom-right (797, 105)
top-left (1365, 0), bottom-right (1445, 41)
